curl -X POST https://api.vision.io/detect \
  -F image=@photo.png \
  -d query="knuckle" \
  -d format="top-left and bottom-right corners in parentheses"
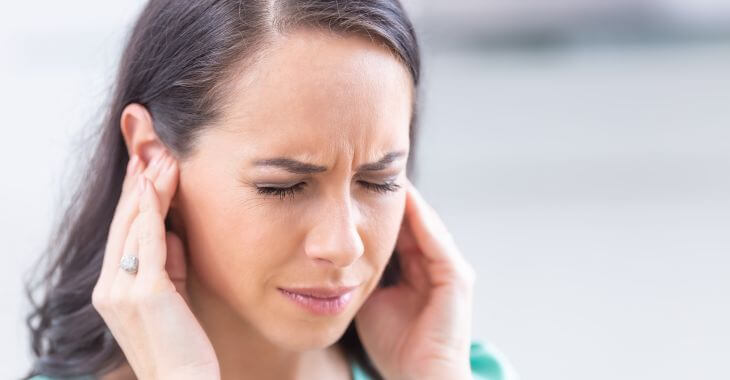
top-left (137, 223), bottom-right (160, 246)
top-left (131, 284), bottom-right (166, 311)
top-left (138, 197), bottom-right (152, 212)
top-left (108, 286), bottom-right (130, 310)
top-left (138, 190), bottom-right (160, 213)
top-left (91, 286), bottom-right (108, 310)
top-left (128, 288), bottom-right (146, 307)
top-left (129, 283), bottom-right (155, 303)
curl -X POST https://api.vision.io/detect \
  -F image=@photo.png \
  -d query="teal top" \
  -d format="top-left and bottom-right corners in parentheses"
top-left (351, 340), bottom-right (515, 380)
top-left (30, 340), bottom-right (515, 380)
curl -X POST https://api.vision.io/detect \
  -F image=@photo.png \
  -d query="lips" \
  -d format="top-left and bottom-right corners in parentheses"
top-left (277, 285), bottom-right (358, 299)
top-left (277, 285), bottom-right (358, 315)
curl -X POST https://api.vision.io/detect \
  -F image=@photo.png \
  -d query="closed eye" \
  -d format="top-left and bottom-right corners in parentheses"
top-left (256, 181), bottom-right (401, 200)
top-left (358, 180), bottom-right (401, 194)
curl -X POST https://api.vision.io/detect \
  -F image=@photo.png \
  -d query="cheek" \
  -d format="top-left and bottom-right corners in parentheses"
top-left (359, 193), bottom-right (407, 273)
top-left (181, 169), bottom-right (406, 293)
top-left (179, 174), bottom-right (289, 304)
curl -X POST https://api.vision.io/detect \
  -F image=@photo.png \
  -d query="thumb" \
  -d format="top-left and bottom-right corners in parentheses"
top-left (165, 231), bottom-right (189, 302)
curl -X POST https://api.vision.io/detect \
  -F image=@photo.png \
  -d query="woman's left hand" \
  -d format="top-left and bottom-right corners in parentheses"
top-left (355, 178), bottom-right (476, 380)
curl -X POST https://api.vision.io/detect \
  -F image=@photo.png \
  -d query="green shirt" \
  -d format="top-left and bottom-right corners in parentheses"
top-left (351, 340), bottom-right (514, 380)
top-left (30, 340), bottom-right (515, 379)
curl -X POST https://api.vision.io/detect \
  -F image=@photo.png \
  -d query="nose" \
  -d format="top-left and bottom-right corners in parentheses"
top-left (303, 193), bottom-right (365, 268)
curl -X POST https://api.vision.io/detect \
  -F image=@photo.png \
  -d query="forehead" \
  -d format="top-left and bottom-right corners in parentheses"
top-left (210, 28), bottom-right (413, 157)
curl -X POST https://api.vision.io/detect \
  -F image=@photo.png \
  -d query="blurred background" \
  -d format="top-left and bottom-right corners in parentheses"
top-left (1, 1), bottom-right (728, 379)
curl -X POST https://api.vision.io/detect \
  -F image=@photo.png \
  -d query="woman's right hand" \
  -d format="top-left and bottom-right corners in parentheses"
top-left (91, 151), bottom-right (220, 379)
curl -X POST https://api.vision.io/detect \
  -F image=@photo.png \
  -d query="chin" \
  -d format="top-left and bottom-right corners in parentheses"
top-left (264, 316), bottom-right (353, 351)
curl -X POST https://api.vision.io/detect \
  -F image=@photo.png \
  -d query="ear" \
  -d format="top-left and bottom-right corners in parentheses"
top-left (120, 103), bottom-right (169, 167)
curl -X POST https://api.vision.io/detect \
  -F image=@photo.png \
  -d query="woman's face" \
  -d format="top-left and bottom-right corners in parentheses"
top-left (173, 29), bottom-right (413, 349)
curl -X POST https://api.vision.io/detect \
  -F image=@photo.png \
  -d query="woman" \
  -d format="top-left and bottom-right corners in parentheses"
top-left (25, 0), bottom-right (512, 379)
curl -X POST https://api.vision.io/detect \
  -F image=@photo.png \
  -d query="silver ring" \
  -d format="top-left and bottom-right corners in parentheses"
top-left (120, 254), bottom-right (139, 274)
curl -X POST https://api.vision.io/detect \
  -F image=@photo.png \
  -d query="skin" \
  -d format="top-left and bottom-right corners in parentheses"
top-left (92, 29), bottom-right (475, 380)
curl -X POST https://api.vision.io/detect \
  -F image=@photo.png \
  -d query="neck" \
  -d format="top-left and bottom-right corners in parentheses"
top-left (185, 268), bottom-right (352, 380)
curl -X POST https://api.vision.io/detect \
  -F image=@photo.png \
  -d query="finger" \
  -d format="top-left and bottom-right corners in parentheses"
top-left (99, 153), bottom-right (172, 287)
top-left (94, 153), bottom-right (171, 376)
top-left (164, 231), bottom-right (189, 302)
top-left (141, 151), bottom-right (169, 194)
top-left (106, 215), bottom-right (142, 369)
top-left (136, 175), bottom-right (168, 280)
top-left (150, 153), bottom-right (179, 219)
top-left (394, 221), bottom-right (429, 292)
top-left (403, 179), bottom-right (476, 288)
top-left (394, 214), bottom-right (420, 254)
top-left (110, 213), bottom-right (141, 299)
top-left (98, 155), bottom-right (145, 288)
top-left (402, 178), bottom-right (461, 264)
top-left (121, 154), bottom-right (141, 194)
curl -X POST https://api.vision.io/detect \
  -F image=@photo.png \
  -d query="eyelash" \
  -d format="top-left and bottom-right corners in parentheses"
top-left (256, 181), bottom-right (401, 200)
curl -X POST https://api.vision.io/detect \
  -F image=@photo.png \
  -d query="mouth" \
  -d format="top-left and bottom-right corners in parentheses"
top-left (277, 285), bottom-right (358, 315)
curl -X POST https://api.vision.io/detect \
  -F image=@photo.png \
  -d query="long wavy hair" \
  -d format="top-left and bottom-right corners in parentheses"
top-left (23, 0), bottom-right (421, 378)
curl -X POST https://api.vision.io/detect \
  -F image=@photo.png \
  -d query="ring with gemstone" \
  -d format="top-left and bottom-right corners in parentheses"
top-left (120, 254), bottom-right (139, 274)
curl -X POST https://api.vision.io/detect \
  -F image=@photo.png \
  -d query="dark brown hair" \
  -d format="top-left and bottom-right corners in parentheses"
top-left (24, 0), bottom-right (421, 378)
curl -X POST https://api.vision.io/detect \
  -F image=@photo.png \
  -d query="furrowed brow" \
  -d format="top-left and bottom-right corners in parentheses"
top-left (252, 150), bottom-right (407, 174)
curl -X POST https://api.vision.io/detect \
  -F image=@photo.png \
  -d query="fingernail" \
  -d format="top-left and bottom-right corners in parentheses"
top-left (137, 176), bottom-right (147, 195)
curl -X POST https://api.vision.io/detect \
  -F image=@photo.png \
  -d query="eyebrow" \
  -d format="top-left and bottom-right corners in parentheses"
top-left (252, 150), bottom-right (407, 174)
